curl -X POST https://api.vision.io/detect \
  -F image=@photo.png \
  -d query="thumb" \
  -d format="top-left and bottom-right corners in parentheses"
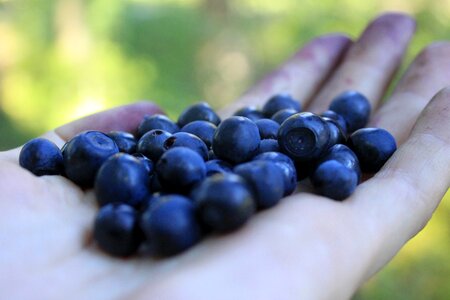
top-left (55, 101), bottom-right (163, 142)
top-left (1, 101), bottom-right (163, 161)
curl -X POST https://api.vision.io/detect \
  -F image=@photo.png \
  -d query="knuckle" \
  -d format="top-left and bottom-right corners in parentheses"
top-left (435, 85), bottom-right (450, 98)
top-left (416, 41), bottom-right (450, 64)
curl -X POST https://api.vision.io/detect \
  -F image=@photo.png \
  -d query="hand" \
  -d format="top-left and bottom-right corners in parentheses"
top-left (1, 12), bottom-right (449, 300)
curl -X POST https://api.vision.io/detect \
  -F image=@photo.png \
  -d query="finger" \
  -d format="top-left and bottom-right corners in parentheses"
top-left (370, 42), bottom-right (450, 144)
top-left (307, 13), bottom-right (416, 113)
top-left (135, 89), bottom-right (450, 300)
top-left (219, 34), bottom-right (352, 117)
top-left (352, 88), bottom-right (450, 279)
top-left (0, 101), bottom-right (162, 162)
top-left (136, 195), bottom-right (368, 300)
top-left (55, 101), bottom-right (163, 142)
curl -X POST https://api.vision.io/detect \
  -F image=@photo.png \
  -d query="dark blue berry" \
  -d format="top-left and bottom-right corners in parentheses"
top-left (177, 102), bottom-right (221, 127)
top-left (348, 128), bottom-right (397, 173)
top-left (156, 147), bottom-right (206, 193)
top-left (193, 173), bottom-right (255, 232)
top-left (19, 138), bottom-right (63, 176)
top-left (323, 118), bottom-right (346, 148)
top-left (310, 160), bottom-right (358, 201)
top-left (63, 131), bottom-right (119, 187)
top-left (318, 144), bottom-right (361, 183)
top-left (140, 195), bottom-right (201, 256)
top-left (278, 112), bottom-right (330, 161)
top-left (132, 153), bottom-right (154, 174)
top-left (253, 151), bottom-right (295, 168)
top-left (137, 129), bottom-right (172, 162)
top-left (95, 153), bottom-right (151, 207)
top-left (321, 110), bottom-right (347, 134)
top-left (234, 161), bottom-right (284, 209)
top-left (255, 119), bottom-right (280, 140)
top-left (233, 106), bottom-right (264, 122)
top-left (93, 203), bottom-right (142, 257)
top-left (107, 131), bottom-right (137, 154)
top-left (262, 94), bottom-right (301, 117)
top-left (163, 132), bottom-right (209, 161)
top-left (329, 91), bottom-right (371, 133)
top-left (137, 114), bottom-right (179, 137)
top-left (205, 159), bottom-right (233, 176)
top-left (271, 108), bottom-right (298, 125)
top-left (252, 151), bottom-right (297, 195)
top-left (256, 139), bottom-right (280, 154)
top-left (212, 116), bottom-right (260, 164)
top-left (180, 120), bottom-right (217, 148)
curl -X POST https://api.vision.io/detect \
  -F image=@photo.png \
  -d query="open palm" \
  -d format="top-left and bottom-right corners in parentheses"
top-left (1, 13), bottom-right (449, 300)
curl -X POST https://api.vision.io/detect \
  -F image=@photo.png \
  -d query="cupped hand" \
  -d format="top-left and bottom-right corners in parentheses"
top-left (1, 12), bottom-right (449, 300)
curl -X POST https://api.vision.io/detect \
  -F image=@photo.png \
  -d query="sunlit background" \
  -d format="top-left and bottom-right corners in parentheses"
top-left (0, 0), bottom-right (449, 298)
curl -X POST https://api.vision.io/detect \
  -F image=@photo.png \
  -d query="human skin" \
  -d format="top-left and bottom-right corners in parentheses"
top-left (0, 12), bottom-right (449, 300)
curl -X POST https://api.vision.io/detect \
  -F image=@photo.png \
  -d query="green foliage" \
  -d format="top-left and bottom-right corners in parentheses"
top-left (1, 0), bottom-right (449, 148)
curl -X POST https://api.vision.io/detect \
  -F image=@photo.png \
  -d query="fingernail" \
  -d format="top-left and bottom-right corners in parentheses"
top-left (363, 12), bottom-right (416, 43)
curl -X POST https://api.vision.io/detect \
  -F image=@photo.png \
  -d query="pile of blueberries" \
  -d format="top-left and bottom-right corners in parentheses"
top-left (18, 91), bottom-right (397, 257)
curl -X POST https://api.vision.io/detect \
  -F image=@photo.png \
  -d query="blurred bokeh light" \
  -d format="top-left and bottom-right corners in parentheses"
top-left (0, 0), bottom-right (449, 299)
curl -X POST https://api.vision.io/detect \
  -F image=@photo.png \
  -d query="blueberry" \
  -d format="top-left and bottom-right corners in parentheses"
top-left (95, 153), bottom-right (151, 207)
top-left (177, 102), bottom-right (221, 127)
top-left (329, 91), bottom-right (371, 133)
top-left (321, 110), bottom-right (347, 134)
top-left (205, 159), bottom-right (233, 176)
top-left (137, 114), bottom-right (179, 137)
top-left (107, 131), bottom-right (137, 154)
top-left (278, 112), bottom-right (330, 161)
top-left (180, 120), bottom-right (217, 148)
top-left (348, 128), bottom-right (397, 173)
top-left (63, 131), bottom-right (119, 187)
top-left (310, 160), bottom-right (358, 201)
top-left (212, 116), bottom-right (260, 164)
top-left (234, 161), bottom-right (284, 209)
top-left (252, 151), bottom-right (297, 195)
top-left (19, 138), bottom-right (63, 176)
top-left (140, 195), bottom-right (201, 256)
top-left (163, 132), bottom-right (209, 161)
top-left (233, 106), bottom-right (264, 122)
top-left (193, 173), bottom-right (255, 232)
top-left (318, 144), bottom-right (361, 182)
top-left (137, 129), bottom-right (172, 162)
top-left (156, 147), bottom-right (206, 193)
top-left (256, 139), bottom-right (280, 154)
top-left (255, 119), bottom-right (280, 140)
top-left (132, 153), bottom-right (154, 174)
top-left (93, 203), bottom-right (142, 257)
top-left (253, 151), bottom-right (295, 170)
top-left (262, 94), bottom-right (301, 117)
top-left (271, 108), bottom-right (298, 125)
top-left (323, 118), bottom-right (346, 148)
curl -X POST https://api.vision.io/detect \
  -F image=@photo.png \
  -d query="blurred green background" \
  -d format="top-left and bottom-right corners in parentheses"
top-left (0, 0), bottom-right (448, 298)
